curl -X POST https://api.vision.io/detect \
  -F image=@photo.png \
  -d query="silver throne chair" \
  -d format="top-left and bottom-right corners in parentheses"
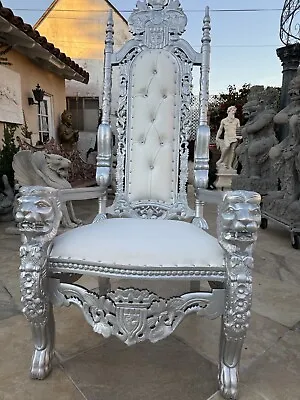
top-left (15, 1), bottom-right (261, 399)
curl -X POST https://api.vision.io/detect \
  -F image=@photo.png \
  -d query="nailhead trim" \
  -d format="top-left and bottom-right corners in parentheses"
top-left (49, 260), bottom-right (226, 280)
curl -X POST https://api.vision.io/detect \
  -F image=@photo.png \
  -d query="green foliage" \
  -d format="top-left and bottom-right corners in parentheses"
top-left (0, 123), bottom-right (19, 188)
top-left (209, 84), bottom-right (251, 136)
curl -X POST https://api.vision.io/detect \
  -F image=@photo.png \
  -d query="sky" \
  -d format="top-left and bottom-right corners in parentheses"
top-left (2, 0), bottom-right (288, 95)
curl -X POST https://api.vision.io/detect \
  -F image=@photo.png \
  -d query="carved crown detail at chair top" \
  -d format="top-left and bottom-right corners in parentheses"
top-left (128, 0), bottom-right (187, 47)
top-left (105, 0), bottom-right (210, 221)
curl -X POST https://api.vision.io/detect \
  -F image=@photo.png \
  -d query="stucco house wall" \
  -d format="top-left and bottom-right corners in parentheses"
top-left (35, 0), bottom-right (130, 117)
top-left (0, 49), bottom-right (66, 145)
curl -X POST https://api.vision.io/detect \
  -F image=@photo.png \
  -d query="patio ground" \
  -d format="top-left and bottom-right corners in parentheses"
top-left (1, 195), bottom-right (300, 400)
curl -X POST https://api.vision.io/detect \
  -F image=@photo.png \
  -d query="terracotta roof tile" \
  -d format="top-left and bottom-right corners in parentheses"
top-left (0, 2), bottom-right (89, 83)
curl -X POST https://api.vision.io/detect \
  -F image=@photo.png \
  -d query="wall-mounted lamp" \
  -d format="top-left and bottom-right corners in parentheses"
top-left (28, 84), bottom-right (45, 106)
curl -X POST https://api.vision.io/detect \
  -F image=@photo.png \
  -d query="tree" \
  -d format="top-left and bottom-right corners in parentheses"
top-left (0, 123), bottom-right (19, 189)
top-left (209, 84), bottom-right (251, 138)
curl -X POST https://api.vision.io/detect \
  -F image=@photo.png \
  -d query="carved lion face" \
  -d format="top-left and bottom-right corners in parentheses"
top-left (218, 191), bottom-right (261, 250)
top-left (45, 153), bottom-right (70, 179)
top-left (242, 100), bottom-right (261, 121)
top-left (15, 187), bottom-right (61, 236)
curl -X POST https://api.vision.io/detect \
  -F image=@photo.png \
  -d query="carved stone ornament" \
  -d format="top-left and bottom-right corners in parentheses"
top-left (57, 110), bottom-right (79, 152)
top-left (0, 174), bottom-right (14, 220)
top-left (262, 72), bottom-right (300, 226)
top-left (232, 86), bottom-right (279, 195)
top-left (13, 151), bottom-right (82, 228)
top-left (129, 0), bottom-right (187, 48)
top-left (50, 282), bottom-right (225, 346)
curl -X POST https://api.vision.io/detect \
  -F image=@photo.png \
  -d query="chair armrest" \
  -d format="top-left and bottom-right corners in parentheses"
top-left (59, 187), bottom-right (102, 202)
top-left (194, 188), bottom-right (223, 205)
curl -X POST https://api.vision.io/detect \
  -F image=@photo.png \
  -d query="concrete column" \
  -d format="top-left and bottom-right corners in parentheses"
top-left (276, 43), bottom-right (300, 140)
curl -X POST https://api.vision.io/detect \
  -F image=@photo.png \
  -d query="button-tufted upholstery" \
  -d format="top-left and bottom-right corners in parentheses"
top-left (126, 49), bottom-right (180, 202)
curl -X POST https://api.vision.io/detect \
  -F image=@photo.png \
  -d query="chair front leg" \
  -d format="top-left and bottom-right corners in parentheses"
top-left (16, 186), bottom-right (62, 379)
top-left (219, 265), bottom-right (252, 400)
top-left (20, 265), bottom-right (55, 379)
top-left (217, 190), bottom-right (261, 399)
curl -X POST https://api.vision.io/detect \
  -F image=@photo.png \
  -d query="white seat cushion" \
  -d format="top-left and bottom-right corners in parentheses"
top-left (49, 218), bottom-right (225, 280)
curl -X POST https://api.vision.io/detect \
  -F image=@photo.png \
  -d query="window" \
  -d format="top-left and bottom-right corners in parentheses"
top-left (66, 97), bottom-right (100, 132)
top-left (37, 95), bottom-right (54, 143)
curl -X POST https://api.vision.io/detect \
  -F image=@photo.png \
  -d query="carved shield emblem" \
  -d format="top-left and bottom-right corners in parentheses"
top-left (116, 306), bottom-right (147, 340)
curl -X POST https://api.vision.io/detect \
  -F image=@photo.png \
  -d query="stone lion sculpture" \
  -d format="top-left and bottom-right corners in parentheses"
top-left (12, 150), bottom-right (82, 228)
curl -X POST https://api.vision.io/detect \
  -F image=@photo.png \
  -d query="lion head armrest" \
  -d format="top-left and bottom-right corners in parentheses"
top-left (217, 190), bottom-right (261, 262)
top-left (15, 186), bottom-right (62, 247)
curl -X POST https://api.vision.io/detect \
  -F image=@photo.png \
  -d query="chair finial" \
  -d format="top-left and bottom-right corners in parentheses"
top-left (199, 6), bottom-right (211, 126)
top-left (101, 10), bottom-right (114, 125)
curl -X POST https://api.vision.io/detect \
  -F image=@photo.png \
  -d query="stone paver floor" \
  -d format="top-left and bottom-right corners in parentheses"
top-left (0, 197), bottom-right (300, 400)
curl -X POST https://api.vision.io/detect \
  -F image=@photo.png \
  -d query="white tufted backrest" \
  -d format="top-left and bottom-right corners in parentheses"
top-left (126, 49), bottom-right (181, 203)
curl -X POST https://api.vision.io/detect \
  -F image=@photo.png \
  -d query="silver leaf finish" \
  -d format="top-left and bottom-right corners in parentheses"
top-left (217, 190), bottom-right (261, 399)
top-left (15, 186), bottom-right (61, 379)
top-left (16, 4), bottom-right (262, 399)
top-left (108, 2), bottom-right (209, 224)
top-left (51, 284), bottom-right (225, 346)
top-left (96, 10), bottom-right (114, 215)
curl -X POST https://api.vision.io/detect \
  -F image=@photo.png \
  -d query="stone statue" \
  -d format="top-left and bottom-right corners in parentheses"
top-left (12, 150), bottom-right (82, 228)
top-left (216, 106), bottom-right (241, 170)
top-left (232, 86), bottom-right (278, 194)
top-left (57, 110), bottom-right (79, 152)
top-left (263, 73), bottom-right (300, 221)
top-left (0, 175), bottom-right (14, 221)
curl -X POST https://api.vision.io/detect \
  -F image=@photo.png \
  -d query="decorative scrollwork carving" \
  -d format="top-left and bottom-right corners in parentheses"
top-left (116, 47), bottom-right (141, 196)
top-left (172, 47), bottom-right (194, 196)
top-left (111, 196), bottom-right (194, 220)
top-left (51, 283), bottom-right (225, 346)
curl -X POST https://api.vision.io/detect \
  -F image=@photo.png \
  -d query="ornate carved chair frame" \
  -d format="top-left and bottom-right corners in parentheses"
top-left (15, 2), bottom-right (261, 399)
